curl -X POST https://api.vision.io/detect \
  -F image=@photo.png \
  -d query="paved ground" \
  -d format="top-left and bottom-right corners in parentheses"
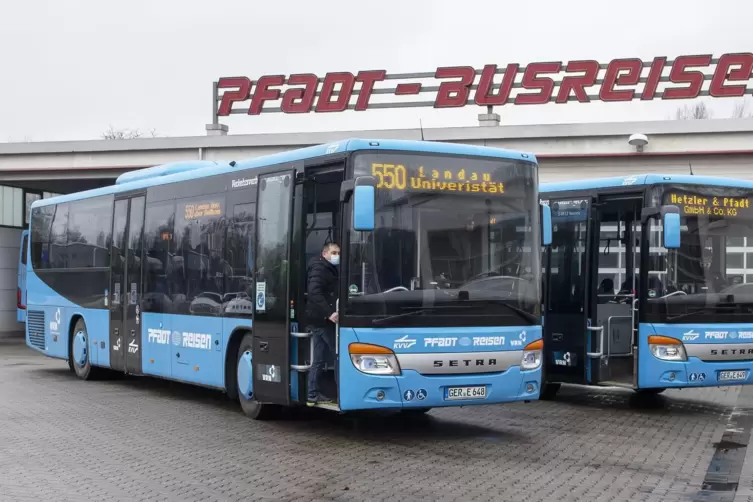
top-left (1, 335), bottom-right (752, 502)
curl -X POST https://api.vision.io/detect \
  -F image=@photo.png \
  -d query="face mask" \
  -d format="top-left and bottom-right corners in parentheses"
top-left (328, 255), bottom-right (340, 266)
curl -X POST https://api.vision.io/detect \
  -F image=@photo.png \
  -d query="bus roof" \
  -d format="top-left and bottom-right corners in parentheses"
top-left (32, 138), bottom-right (537, 208)
top-left (541, 173), bottom-right (753, 193)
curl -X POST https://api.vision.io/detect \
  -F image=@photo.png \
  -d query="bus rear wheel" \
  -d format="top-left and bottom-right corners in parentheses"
top-left (236, 333), bottom-right (280, 420)
top-left (68, 318), bottom-right (101, 380)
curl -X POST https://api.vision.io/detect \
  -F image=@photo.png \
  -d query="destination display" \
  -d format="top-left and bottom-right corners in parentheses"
top-left (355, 154), bottom-right (528, 196)
top-left (184, 200), bottom-right (223, 219)
top-left (664, 191), bottom-right (753, 218)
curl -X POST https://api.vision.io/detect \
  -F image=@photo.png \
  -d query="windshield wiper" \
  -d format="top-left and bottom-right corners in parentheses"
top-left (481, 299), bottom-right (539, 324)
top-left (666, 303), bottom-right (749, 322)
top-left (372, 299), bottom-right (538, 325)
top-left (371, 306), bottom-right (460, 325)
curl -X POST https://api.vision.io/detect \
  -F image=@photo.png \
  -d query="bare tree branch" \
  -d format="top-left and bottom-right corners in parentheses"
top-left (674, 101), bottom-right (712, 120)
top-left (101, 125), bottom-right (160, 139)
top-left (732, 98), bottom-right (753, 119)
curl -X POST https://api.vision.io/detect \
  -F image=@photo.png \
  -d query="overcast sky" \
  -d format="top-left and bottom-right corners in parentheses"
top-left (1, 0), bottom-right (751, 142)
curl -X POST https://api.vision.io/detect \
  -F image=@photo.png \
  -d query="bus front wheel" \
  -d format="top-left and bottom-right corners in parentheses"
top-left (236, 333), bottom-right (280, 420)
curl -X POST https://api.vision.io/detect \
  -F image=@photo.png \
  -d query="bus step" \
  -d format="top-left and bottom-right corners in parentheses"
top-left (309, 402), bottom-right (341, 412)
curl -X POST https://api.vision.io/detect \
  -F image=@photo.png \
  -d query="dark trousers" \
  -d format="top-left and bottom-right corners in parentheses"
top-left (307, 324), bottom-right (335, 399)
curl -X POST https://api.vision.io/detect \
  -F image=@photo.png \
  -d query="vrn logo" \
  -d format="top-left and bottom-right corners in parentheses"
top-left (393, 335), bottom-right (416, 350)
top-left (683, 330), bottom-right (700, 341)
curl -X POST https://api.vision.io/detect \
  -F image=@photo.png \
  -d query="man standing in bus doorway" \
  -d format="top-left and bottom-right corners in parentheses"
top-left (306, 242), bottom-right (340, 405)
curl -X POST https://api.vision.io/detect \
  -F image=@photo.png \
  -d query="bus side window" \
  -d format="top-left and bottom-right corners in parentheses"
top-left (226, 203), bottom-right (255, 307)
top-left (143, 203), bottom-right (176, 314)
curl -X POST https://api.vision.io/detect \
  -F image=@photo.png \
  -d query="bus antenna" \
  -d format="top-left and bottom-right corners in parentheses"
top-left (419, 119), bottom-right (425, 141)
top-left (689, 162), bottom-right (694, 175)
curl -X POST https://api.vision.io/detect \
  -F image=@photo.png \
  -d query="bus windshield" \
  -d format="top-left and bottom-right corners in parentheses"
top-left (645, 184), bottom-right (753, 323)
top-left (344, 152), bottom-right (540, 327)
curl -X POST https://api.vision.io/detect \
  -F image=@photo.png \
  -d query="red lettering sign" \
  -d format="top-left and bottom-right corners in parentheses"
top-left (214, 53), bottom-right (753, 116)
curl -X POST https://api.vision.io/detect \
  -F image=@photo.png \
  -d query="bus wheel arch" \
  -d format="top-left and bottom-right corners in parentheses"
top-left (224, 327), bottom-right (250, 401)
top-left (235, 332), bottom-right (280, 420)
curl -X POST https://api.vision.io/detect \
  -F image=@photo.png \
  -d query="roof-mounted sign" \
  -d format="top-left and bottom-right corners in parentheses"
top-left (213, 53), bottom-right (753, 117)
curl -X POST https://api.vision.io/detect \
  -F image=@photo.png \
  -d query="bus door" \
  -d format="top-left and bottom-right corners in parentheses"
top-left (543, 197), bottom-right (597, 384)
top-left (252, 170), bottom-right (296, 406)
top-left (17, 230), bottom-right (28, 323)
top-left (109, 194), bottom-right (146, 374)
top-left (591, 195), bottom-right (643, 387)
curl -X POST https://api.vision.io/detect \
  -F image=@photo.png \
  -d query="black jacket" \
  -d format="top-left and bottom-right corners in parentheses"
top-left (305, 256), bottom-right (339, 327)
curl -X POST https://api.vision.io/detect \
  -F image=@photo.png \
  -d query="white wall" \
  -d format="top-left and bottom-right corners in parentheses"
top-left (0, 227), bottom-right (22, 332)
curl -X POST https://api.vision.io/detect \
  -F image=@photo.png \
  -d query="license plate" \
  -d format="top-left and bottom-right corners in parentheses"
top-left (444, 385), bottom-right (487, 401)
top-left (719, 370), bottom-right (747, 382)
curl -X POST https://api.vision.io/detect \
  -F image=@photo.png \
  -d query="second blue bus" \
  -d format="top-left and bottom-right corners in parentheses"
top-left (540, 173), bottom-right (753, 398)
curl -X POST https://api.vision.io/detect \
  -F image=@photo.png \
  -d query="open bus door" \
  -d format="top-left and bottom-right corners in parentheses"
top-left (251, 169), bottom-right (297, 406)
top-left (542, 197), bottom-right (600, 391)
top-left (17, 230), bottom-right (28, 323)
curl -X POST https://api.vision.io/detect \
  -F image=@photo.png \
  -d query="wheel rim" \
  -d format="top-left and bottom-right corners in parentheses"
top-left (72, 330), bottom-right (87, 367)
top-left (237, 350), bottom-right (253, 400)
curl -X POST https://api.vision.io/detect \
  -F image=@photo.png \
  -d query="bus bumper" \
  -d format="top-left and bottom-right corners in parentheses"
top-left (337, 363), bottom-right (541, 411)
top-left (638, 358), bottom-right (753, 388)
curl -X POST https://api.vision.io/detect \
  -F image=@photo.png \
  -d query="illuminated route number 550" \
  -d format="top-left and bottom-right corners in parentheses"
top-left (371, 163), bottom-right (407, 190)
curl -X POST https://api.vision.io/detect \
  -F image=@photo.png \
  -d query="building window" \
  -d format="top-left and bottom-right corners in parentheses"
top-left (0, 186), bottom-right (23, 227)
top-left (24, 191), bottom-right (42, 225)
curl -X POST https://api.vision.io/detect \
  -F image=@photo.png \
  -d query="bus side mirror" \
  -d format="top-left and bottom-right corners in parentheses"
top-left (352, 176), bottom-right (376, 231)
top-left (662, 205), bottom-right (681, 249)
top-left (540, 203), bottom-right (552, 246)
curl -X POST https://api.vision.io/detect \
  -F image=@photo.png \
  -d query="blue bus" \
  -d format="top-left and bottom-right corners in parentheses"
top-left (25, 138), bottom-right (551, 419)
top-left (17, 229), bottom-right (28, 323)
top-left (540, 173), bottom-right (753, 398)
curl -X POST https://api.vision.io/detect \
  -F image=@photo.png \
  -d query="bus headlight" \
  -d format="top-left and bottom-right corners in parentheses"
top-left (348, 343), bottom-right (401, 376)
top-left (521, 339), bottom-right (543, 371)
top-left (648, 335), bottom-right (687, 361)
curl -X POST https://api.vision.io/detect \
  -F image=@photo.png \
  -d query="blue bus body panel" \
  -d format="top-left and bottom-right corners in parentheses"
top-left (541, 173), bottom-right (753, 194)
top-left (638, 323), bottom-right (753, 388)
top-left (337, 326), bottom-right (542, 411)
top-left (31, 138), bottom-right (537, 212)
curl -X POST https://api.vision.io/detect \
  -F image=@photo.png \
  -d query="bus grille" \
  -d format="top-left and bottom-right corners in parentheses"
top-left (27, 310), bottom-right (46, 350)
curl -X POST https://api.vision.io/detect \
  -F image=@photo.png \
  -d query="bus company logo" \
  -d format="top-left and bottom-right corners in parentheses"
top-left (473, 336), bottom-right (505, 347)
top-left (705, 331), bottom-right (729, 340)
top-left (325, 144), bottom-right (340, 154)
top-left (424, 336), bottom-right (505, 348)
top-left (511, 331), bottom-right (527, 347)
top-left (172, 331), bottom-right (182, 346)
top-left (216, 53), bottom-right (753, 116)
top-left (148, 328), bottom-right (171, 345)
top-left (622, 176), bottom-right (638, 186)
top-left (393, 335), bottom-right (416, 350)
top-left (181, 332), bottom-right (213, 350)
top-left (231, 177), bottom-right (257, 189)
top-left (682, 330), bottom-right (700, 341)
top-left (425, 337), bottom-right (457, 348)
top-left (49, 308), bottom-right (61, 333)
top-left (554, 351), bottom-right (574, 367)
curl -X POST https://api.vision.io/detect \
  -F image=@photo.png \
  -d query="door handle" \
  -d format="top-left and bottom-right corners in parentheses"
top-left (259, 341), bottom-right (269, 352)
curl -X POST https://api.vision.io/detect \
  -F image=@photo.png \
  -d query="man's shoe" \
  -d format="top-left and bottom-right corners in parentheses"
top-left (307, 393), bottom-right (335, 406)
